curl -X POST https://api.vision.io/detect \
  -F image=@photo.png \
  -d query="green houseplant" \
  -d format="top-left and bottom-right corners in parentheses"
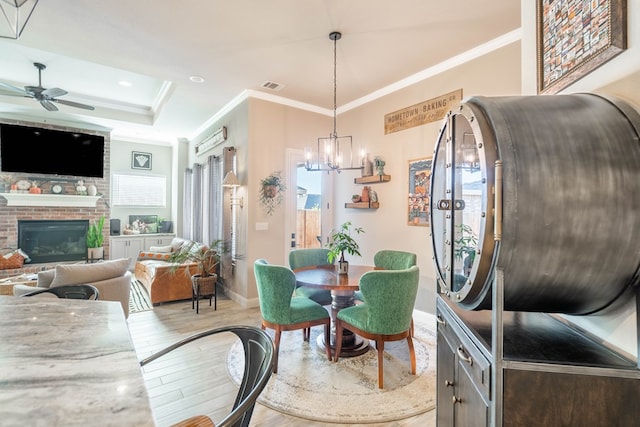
top-left (168, 240), bottom-right (228, 303)
top-left (326, 221), bottom-right (364, 274)
top-left (86, 215), bottom-right (105, 261)
top-left (168, 239), bottom-right (227, 278)
top-left (259, 171), bottom-right (286, 216)
top-left (454, 223), bottom-right (478, 276)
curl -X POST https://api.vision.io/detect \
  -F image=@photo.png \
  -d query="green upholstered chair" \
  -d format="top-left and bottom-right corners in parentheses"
top-left (253, 259), bottom-right (332, 373)
top-left (334, 265), bottom-right (420, 388)
top-left (288, 248), bottom-right (333, 306)
top-left (354, 249), bottom-right (417, 299)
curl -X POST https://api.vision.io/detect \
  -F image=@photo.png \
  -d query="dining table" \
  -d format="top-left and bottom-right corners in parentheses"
top-left (294, 264), bottom-right (376, 357)
top-left (0, 295), bottom-right (155, 426)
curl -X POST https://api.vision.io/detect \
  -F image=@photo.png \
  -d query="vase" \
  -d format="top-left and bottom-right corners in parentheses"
top-left (362, 154), bottom-right (373, 177)
top-left (338, 260), bottom-right (349, 275)
top-left (87, 247), bottom-right (104, 262)
top-left (88, 184), bottom-right (97, 196)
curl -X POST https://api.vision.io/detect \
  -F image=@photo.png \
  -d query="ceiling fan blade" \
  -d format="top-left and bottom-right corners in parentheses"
top-left (0, 81), bottom-right (28, 96)
top-left (42, 87), bottom-right (67, 98)
top-left (53, 98), bottom-right (96, 111)
top-left (40, 100), bottom-right (58, 111)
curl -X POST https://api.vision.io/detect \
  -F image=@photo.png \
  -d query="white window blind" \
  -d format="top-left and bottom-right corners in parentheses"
top-left (112, 174), bottom-right (166, 207)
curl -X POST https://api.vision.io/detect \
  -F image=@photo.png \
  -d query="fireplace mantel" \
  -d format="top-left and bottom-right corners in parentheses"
top-left (0, 193), bottom-right (102, 207)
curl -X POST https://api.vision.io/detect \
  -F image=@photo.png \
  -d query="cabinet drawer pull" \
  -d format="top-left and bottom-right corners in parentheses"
top-left (436, 315), bottom-right (446, 326)
top-left (457, 345), bottom-right (473, 365)
top-left (452, 396), bottom-right (461, 404)
top-left (444, 380), bottom-right (454, 387)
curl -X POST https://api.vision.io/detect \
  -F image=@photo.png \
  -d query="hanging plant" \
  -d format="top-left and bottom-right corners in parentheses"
top-left (259, 170), bottom-right (286, 216)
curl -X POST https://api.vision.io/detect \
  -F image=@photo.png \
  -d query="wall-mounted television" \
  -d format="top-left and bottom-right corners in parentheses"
top-left (0, 123), bottom-right (105, 178)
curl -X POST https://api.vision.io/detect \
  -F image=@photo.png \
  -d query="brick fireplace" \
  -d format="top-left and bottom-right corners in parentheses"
top-left (0, 120), bottom-right (111, 278)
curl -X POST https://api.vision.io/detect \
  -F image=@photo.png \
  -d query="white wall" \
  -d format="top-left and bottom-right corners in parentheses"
top-left (109, 139), bottom-right (173, 230)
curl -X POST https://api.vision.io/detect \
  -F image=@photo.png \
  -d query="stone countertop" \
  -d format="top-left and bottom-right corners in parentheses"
top-left (0, 296), bottom-right (155, 426)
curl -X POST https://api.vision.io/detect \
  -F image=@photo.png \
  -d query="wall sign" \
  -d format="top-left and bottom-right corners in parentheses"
top-left (196, 126), bottom-right (227, 155)
top-left (384, 89), bottom-right (462, 135)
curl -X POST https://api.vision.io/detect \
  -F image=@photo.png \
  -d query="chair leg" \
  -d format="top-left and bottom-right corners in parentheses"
top-left (273, 328), bottom-right (282, 374)
top-left (333, 320), bottom-right (343, 362)
top-left (323, 323), bottom-right (331, 361)
top-left (410, 317), bottom-right (415, 337)
top-left (407, 335), bottom-right (416, 375)
top-left (376, 339), bottom-right (385, 389)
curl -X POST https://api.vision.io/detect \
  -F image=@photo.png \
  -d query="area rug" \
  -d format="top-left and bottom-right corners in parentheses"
top-left (129, 279), bottom-right (152, 313)
top-left (227, 310), bottom-right (437, 423)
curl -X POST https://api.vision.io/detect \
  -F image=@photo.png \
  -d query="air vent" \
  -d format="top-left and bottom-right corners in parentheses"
top-left (261, 81), bottom-right (284, 91)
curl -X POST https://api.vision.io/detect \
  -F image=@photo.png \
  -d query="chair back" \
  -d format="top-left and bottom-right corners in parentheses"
top-left (140, 325), bottom-right (274, 427)
top-left (288, 248), bottom-right (331, 270)
top-left (253, 259), bottom-right (296, 324)
top-left (373, 250), bottom-right (417, 270)
top-left (22, 284), bottom-right (100, 300)
top-left (358, 265), bottom-right (419, 334)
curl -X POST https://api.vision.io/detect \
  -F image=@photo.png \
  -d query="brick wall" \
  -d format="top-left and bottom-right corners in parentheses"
top-left (0, 119), bottom-right (111, 278)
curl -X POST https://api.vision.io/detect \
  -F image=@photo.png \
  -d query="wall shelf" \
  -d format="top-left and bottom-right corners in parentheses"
top-left (0, 193), bottom-right (101, 207)
top-left (354, 175), bottom-right (391, 184)
top-left (345, 201), bottom-right (379, 209)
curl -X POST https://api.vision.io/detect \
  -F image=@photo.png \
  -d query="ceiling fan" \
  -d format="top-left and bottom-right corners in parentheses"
top-left (0, 62), bottom-right (95, 111)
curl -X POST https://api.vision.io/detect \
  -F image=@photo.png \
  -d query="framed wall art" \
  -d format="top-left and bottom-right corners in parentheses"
top-left (408, 157), bottom-right (432, 227)
top-left (537, 0), bottom-right (627, 94)
top-left (132, 151), bottom-right (152, 170)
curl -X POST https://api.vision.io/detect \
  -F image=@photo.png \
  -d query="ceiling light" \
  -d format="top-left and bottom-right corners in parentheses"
top-left (0, 0), bottom-right (39, 40)
top-left (305, 32), bottom-right (363, 173)
top-left (189, 75), bottom-right (205, 83)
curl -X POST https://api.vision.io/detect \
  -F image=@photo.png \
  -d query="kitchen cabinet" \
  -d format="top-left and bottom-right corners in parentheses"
top-left (110, 233), bottom-right (175, 269)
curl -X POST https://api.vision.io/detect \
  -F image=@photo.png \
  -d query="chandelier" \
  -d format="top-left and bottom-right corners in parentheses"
top-left (0, 0), bottom-right (39, 40)
top-left (305, 32), bottom-right (363, 173)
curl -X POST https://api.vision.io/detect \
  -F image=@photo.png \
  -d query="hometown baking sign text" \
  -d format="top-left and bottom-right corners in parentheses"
top-left (384, 89), bottom-right (462, 134)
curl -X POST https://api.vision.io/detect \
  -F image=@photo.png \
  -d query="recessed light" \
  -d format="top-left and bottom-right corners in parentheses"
top-left (118, 80), bottom-right (132, 87)
top-left (189, 75), bottom-right (205, 83)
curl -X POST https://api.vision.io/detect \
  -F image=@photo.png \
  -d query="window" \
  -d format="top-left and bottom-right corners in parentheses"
top-left (112, 173), bottom-right (166, 206)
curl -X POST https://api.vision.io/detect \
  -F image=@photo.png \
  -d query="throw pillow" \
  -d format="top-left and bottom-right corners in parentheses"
top-left (149, 245), bottom-right (172, 253)
top-left (170, 238), bottom-right (187, 252)
top-left (37, 269), bottom-right (56, 288)
top-left (50, 258), bottom-right (130, 287)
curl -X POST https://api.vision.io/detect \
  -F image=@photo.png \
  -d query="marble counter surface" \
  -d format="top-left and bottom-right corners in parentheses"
top-left (0, 296), bottom-right (154, 426)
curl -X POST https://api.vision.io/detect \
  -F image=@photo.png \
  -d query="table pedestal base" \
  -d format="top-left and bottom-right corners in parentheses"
top-left (317, 289), bottom-right (370, 357)
top-left (316, 333), bottom-right (369, 358)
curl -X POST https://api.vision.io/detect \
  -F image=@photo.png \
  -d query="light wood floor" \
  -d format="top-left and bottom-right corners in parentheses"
top-left (127, 292), bottom-right (437, 427)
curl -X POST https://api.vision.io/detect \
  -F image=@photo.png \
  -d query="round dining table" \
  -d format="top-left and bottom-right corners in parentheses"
top-left (294, 264), bottom-right (376, 357)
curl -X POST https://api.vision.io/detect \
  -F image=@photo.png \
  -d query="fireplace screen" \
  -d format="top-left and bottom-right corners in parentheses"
top-left (18, 220), bottom-right (89, 264)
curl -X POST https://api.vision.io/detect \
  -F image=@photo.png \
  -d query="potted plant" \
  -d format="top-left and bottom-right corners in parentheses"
top-left (86, 215), bottom-right (105, 261)
top-left (326, 221), bottom-right (364, 274)
top-left (259, 171), bottom-right (286, 216)
top-left (168, 239), bottom-right (227, 299)
top-left (453, 223), bottom-right (478, 276)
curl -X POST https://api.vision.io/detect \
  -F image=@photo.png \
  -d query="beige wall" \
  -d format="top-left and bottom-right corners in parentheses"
top-left (334, 42), bottom-right (522, 312)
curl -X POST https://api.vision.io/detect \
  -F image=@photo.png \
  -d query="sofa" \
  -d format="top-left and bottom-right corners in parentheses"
top-left (13, 258), bottom-right (132, 318)
top-left (134, 237), bottom-right (200, 305)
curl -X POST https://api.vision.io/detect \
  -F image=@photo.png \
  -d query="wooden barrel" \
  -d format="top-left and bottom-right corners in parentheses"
top-left (430, 94), bottom-right (640, 314)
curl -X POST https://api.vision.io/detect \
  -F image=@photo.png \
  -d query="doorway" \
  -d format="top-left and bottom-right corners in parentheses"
top-left (285, 149), bottom-right (333, 259)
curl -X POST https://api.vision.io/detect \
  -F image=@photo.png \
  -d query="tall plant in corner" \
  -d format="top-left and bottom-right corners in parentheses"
top-left (327, 221), bottom-right (364, 274)
top-left (86, 215), bottom-right (105, 261)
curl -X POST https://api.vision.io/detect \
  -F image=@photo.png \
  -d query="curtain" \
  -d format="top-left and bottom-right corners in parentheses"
top-left (206, 154), bottom-right (223, 244)
top-left (182, 158), bottom-right (222, 245)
